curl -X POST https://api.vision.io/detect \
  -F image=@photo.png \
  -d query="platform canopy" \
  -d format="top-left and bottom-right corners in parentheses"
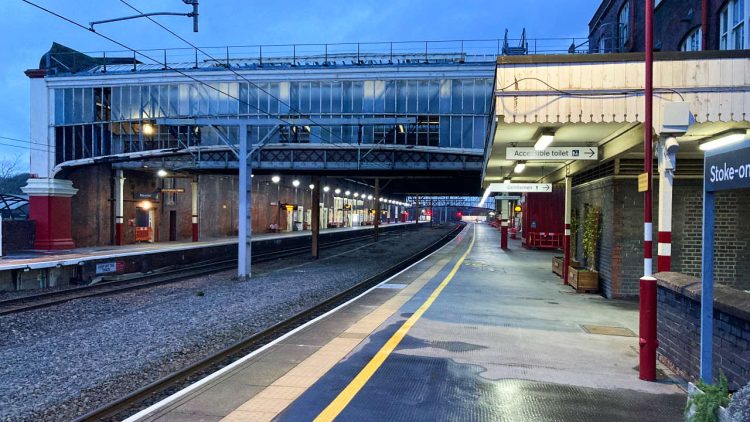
top-left (483, 51), bottom-right (750, 186)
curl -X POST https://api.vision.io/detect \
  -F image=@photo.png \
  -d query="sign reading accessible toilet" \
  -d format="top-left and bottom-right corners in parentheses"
top-left (704, 142), bottom-right (750, 192)
top-left (506, 147), bottom-right (598, 161)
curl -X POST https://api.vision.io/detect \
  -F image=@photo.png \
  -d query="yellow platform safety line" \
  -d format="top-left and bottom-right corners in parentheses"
top-left (314, 225), bottom-right (476, 422)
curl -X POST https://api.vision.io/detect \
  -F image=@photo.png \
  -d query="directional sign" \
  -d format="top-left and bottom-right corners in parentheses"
top-left (488, 183), bottom-right (552, 193)
top-left (506, 147), bottom-right (598, 161)
top-left (494, 195), bottom-right (521, 200)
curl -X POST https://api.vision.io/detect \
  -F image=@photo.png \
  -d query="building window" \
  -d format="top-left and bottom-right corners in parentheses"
top-left (681, 27), bottom-right (702, 51)
top-left (618, 1), bottom-right (630, 52)
top-left (720, 0), bottom-right (748, 50)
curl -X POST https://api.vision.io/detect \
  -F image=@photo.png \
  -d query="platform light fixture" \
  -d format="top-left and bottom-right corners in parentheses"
top-left (367, 195), bottom-right (373, 200)
top-left (514, 162), bottom-right (526, 174)
top-left (335, 188), bottom-right (341, 195)
top-left (271, 175), bottom-right (281, 183)
top-left (534, 133), bottom-right (554, 151)
top-left (292, 179), bottom-right (300, 188)
top-left (345, 190), bottom-right (351, 196)
top-left (142, 123), bottom-right (155, 136)
top-left (699, 132), bottom-right (747, 151)
top-left (139, 200), bottom-right (153, 210)
top-left (157, 169), bottom-right (168, 178)
top-left (309, 184), bottom-right (315, 190)
top-left (323, 186), bottom-right (330, 192)
top-left (353, 192), bottom-right (359, 198)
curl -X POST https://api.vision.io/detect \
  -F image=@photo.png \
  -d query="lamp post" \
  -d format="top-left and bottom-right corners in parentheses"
top-left (272, 175), bottom-right (280, 230)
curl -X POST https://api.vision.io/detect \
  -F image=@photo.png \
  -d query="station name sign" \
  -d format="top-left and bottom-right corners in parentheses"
top-left (705, 142), bottom-right (750, 192)
top-left (506, 147), bottom-right (598, 161)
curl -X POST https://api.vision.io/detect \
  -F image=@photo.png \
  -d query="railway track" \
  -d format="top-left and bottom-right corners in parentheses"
top-left (0, 230), bottom-right (403, 316)
top-left (73, 223), bottom-right (464, 422)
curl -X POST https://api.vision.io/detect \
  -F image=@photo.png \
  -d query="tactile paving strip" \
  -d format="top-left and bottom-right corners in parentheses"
top-left (581, 325), bottom-right (637, 337)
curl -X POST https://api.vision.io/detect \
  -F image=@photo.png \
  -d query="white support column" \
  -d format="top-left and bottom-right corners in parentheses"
top-left (657, 137), bottom-right (678, 272)
top-left (115, 169), bottom-right (125, 245)
top-left (191, 178), bottom-right (199, 242)
top-left (563, 176), bottom-right (572, 285)
top-left (238, 125), bottom-right (252, 279)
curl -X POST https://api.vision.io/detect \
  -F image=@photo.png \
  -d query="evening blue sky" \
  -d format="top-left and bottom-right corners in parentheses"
top-left (0, 0), bottom-right (595, 171)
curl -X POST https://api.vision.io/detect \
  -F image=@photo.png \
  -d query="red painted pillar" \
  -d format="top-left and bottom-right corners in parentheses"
top-left (639, 276), bottom-right (658, 381)
top-left (500, 220), bottom-right (508, 249)
top-left (22, 178), bottom-right (78, 250)
top-left (640, 0), bottom-right (657, 382)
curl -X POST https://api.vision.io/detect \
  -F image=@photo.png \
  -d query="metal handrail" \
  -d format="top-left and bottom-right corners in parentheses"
top-left (44, 37), bottom-right (591, 74)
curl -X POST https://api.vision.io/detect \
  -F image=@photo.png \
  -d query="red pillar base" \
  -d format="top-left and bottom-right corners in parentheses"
top-left (192, 222), bottom-right (199, 242)
top-left (500, 221), bottom-right (509, 249)
top-left (639, 276), bottom-right (658, 381)
top-left (115, 222), bottom-right (124, 246)
top-left (22, 179), bottom-right (78, 251)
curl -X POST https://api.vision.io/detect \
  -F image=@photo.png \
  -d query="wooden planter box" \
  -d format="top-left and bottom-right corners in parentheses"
top-left (567, 267), bottom-right (599, 293)
top-left (552, 256), bottom-right (581, 277)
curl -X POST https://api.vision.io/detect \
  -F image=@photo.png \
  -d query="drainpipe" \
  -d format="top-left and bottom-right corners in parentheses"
top-left (657, 137), bottom-right (679, 272)
top-left (639, 0), bottom-right (657, 383)
top-left (701, 0), bottom-right (709, 50)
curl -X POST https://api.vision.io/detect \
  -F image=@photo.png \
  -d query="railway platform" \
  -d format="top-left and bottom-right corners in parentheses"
top-left (129, 223), bottom-right (687, 422)
top-left (0, 222), bottom-right (416, 291)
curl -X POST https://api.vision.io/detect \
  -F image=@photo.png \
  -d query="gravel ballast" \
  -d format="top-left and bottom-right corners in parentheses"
top-left (0, 226), bottom-right (453, 421)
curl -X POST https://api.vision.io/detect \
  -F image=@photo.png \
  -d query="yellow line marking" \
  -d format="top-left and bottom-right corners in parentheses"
top-left (314, 225), bottom-right (476, 422)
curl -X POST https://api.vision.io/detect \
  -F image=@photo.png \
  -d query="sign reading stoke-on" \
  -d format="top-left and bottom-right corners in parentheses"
top-left (704, 141), bottom-right (750, 191)
top-left (488, 183), bottom-right (552, 193)
top-left (506, 147), bottom-right (598, 160)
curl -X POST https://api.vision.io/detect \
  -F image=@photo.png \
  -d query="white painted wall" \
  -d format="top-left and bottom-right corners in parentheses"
top-left (29, 77), bottom-right (54, 178)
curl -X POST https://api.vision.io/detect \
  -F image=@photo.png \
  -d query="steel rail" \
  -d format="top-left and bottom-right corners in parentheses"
top-left (73, 223), bottom-right (464, 422)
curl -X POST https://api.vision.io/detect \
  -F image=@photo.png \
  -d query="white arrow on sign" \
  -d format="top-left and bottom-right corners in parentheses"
top-left (488, 183), bottom-right (552, 193)
top-left (506, 147), bottom-right (598, 161)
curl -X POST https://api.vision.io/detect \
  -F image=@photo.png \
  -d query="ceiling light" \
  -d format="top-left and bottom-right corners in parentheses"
top-left (514, 162), bottom-right (526, 173)
top-left (292, 179), bottom-right (300, 187)
top-left (271, 175), bottom-right (281, 183)
top-left (309, 184), bottom-right (315, 190)
top-left (345, 190), bottom-right (351, 196)
top-left (157, 169), bottom-right (168, 178)
top-left (699, 133), bottom-right (746, 151)
top-left (142, 123), bottom-right (155, 136)
top-left (335, 188), bottom-right (341, 194)
top-left (323, 186), bottom-right (330, 192)
top-left (534, 134), bottom-right (554, 151)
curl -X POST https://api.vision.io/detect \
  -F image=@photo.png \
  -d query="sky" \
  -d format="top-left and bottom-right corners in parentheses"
top-left (0, 0), bottom-right (595, 173)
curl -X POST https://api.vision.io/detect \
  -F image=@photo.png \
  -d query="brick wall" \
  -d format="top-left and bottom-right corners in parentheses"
top-left (1, 220), bottom-right (35, 253)
top-left (573, 175), bottom-right (750, 298)
top-left (656, 272), bottom-right (750, 390)
top-left (572, 178), bottom-right (615, 297)
top-left (589, 0), bottom-right (725, 52)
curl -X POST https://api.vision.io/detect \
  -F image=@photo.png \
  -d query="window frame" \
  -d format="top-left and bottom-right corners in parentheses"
top-left (618, 1), bottom-right (630, 52)
top-left (720, 0), bottom-right (749, 50)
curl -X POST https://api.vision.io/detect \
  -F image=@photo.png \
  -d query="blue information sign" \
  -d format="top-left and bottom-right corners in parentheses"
top-left (704, 142), bottom-right (750, 191)
top-left (700, 137), bottom-right (749, 383)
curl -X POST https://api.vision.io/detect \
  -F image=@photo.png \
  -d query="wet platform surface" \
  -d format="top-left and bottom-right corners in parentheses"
top-left (131, 223), bottom-right (686, 422)
top-left (0, 222), bottom-right (413, 271)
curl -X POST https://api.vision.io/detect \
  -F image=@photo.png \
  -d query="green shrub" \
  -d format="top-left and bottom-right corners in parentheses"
top-left (686, 374), bottom-right (731, 422)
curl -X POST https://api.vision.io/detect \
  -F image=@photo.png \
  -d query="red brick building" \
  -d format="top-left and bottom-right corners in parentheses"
top-left (589, 0), bottom-right (750, 53)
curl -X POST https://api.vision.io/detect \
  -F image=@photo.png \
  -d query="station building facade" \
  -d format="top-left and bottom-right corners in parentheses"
top-left (590, 0), bottom-right (750, 53)
top-left (23, 43), bottom-right (496, 249)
